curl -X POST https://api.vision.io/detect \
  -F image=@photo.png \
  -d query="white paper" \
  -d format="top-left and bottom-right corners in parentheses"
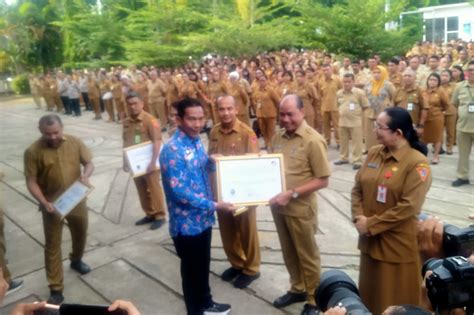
top-left (217, 156), bottom-right (284, 205)
top-left (124, 141), bottom-right (161, 177)
top-left (53, 181), bottom-right (92, 217)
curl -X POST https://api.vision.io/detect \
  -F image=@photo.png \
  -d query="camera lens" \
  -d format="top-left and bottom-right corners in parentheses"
top-left (316, 270), bottom-right (371, 315)
top-left (421, 258), bottom-right (443, 278)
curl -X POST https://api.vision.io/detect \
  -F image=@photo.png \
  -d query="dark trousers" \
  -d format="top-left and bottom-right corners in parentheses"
top-left (173, 227), bottom-right (213, 315)
top-left (60, 96), bottom-right (71, 114)
top-left (99, 98), bottom-right (105, 112)
top-left (81, 92), bottom-right (92, 110)
top-left (70, 98), bottom-right (81, 116)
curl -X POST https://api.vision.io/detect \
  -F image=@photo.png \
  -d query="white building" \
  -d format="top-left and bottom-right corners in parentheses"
top-left (402, 3), bottom-right (474, 43)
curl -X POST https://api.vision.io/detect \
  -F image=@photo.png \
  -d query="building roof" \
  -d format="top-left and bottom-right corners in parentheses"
top-left (417, 2), bottom-right (473, 13)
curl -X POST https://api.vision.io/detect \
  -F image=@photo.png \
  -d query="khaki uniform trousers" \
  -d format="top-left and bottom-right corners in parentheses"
top-left (90, 97), bottom-right (102, 118)
top-left (271, 209), bottom-right (320, 305)
top-left (305, 112), bottom-right (315, 130)
top-left (42, 203), bottom-right (88, 292)
top-left (133, 170), bottom-right (166, 220)
top-left (456, 130), bottom-right (473, 180)
top-left (217, 206), bottom-right (260, 276)
top-left (32, 93), bottom-right (42, 108)
top-left (363, 115), bottom-right (377, 151)
top-left (238, 111), bottom-right (251, 127)
top-left (0, 209), bottom-right (11, 283)
top-left (210, 103), bottom-right (220, 125)
top-left (114, 98), bottom-right (126, 121)
top-left (314, 107), bottom-right (322, 134)
top-left (104, 99), bottom-right (115, 122)
top-left (339, 126), bottom-right (364, 165)
top-left (53, 95), bottom-right (63, 112)
top-left (323, 111), bottom-right (339, 145)
top-left (444, 114), bottom-right (457, 152)
top-left (257, 117), bottom-right (276, 149)
top-left (44, 95), bottom-right (55, 111)
top-left (150, 100), bottom-right (168, 129)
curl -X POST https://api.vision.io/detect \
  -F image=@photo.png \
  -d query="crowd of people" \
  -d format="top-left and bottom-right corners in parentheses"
top-left (1, 39), bottom-right (472, 315)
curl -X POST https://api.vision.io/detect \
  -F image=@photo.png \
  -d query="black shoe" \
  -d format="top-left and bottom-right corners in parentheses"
top-left (150, 219), bottom-right (165, 230)
top-left (336, 144), bottom-right (340, 150)
top-left (221, 267), bottom-right (242, 282)
top-left (452, 178), bottom-right (470, 187)
top-left (273, 291), bottom-right (308, 309)
top-left (352, 164), bottom-right (361, 170)
top-left (234, 272), bottom-right (260, 289)
top-left (135, 216), bottom-right (155, 226)
top-left (48, 290), bottom-right (64, 305)
top-left (5, 279), bottom-right (23, 296)
top-left (203, 302), bottom-right (231, 315)
top-left (301, 303), bottom-right (320, 315)
top-left (70, 260), bottom-right (91, 275)
top-left (439, 147), bottom-right (445, 155)
top-left (446, 151), bottom-right (453, 155)
top-left (333, 160), bottom-right (349, 165)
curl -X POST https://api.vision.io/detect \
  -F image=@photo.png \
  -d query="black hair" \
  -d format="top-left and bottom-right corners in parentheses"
top-left (125, 91), bottom-right (143, 101)
top-left (343, 73), bottom-right (355, 80)
top-left (282, 70), bottom-right (293, 80)
top-left (39, 114), bottom-right (63, 128)
top-left (384, 107), bottom-right (428, 156)
top-left (426, 72), bottom-right (441, 88)
top-left (440, 69), bottom-right (452, 81)
top-left (451, 65), bottom-right (465, 81)
top-left (389, 58), bottom-right (400, 65)
top-left (176, 98), bottom-right (203, 119)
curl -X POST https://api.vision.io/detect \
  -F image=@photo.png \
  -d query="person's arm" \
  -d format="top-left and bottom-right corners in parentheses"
top-left (269, 177), bottom-right (328, 207)
top-left (26, 176), bottom-right (55, 213)
top-left (108, 300), bottom-right (141, 315)
top-left (9, 301), bottom-right (47, 315)
top-left (78, 140), bottom-right (94, 185)
top-left (351, 165), bottom-right (364, 221)
top-left (240, 85), bottom-right (250, 107)
top-left (147, 118), bottom-right (162, 173)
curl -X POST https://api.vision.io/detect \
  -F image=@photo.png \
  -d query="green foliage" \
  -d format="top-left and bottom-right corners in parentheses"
top-left (11, 74), bottom-right (30, 95)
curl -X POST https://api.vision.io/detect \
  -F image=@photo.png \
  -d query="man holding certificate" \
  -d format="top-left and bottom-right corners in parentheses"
top-left (208, 95), bottom-right (261, 289)
top-left (24, 114), bottom-right (94, 305)
top-left (269, 95), bottom-right (331, 315)
top-left (123, 91), bottom-right (167, 230)
top-left (160, 98), bottom-right (234, 315)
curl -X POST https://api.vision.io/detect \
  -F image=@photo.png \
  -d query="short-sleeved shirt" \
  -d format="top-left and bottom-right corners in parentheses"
top-left (123, 111), bottom-right (162, 148)
top-left (393, 86), bottom-right (428, 125)
top-left (148, 79), bottom-right (167, 103)
top-left (208, 119), bottom-right (259, 156)
top-left (271, 121), bottom-right (331, 218)
top-left (452, 81), bottom-right (474, 133)
top-left (319, 75), bottom-right (343, 112)
top-left (336, 87), bottom-right (369, 127)
top-left (24, 135), bottom-right (92, 201)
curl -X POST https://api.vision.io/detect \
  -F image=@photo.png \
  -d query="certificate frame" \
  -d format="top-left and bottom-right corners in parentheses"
top-left (215, 154), bottom-right (286, 207)
top-left (123, 141), bottom-right (161, 178)
top-left (53, 180), bottom-right (94, 218)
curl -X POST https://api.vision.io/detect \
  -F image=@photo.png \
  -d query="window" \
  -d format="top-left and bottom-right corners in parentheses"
top-left (446, 16), bottom-right (459, 40)
top-left (425, 16), bottom-right (459, 42)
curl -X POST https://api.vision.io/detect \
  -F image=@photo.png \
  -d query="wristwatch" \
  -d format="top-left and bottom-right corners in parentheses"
top-left (291, 189), bottom-right (299, 199)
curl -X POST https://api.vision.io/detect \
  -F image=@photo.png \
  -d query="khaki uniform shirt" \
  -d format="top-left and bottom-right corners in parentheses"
top-left (388, 72), bottom-right (403, 90)
top-left (452, 81), bottom-right (474, 133)
top-left (228, 82), bottom-right (250, 116)
top-left (337, 87), bottom-right (369, 127)
top-left (271, 121), bottom-right (331, 218)
top-left (422, 88), bottom-right (449, 121)
top-left (319, 75), bottom-right (343, 112)
top-left (439, 83), bottom-right (457, 116)
top-left (295, 83), bottom-right (319, 117)
top-left (207, 81), bottom-right (228, 104)
top-left (351, 144), bottom-right (432, 263)
top-left (148, 79), bottom-right (166, 103)
top-left (208, 119), bottom-right (259, 156)
top-left (252, 86), bottom-right (280, 118)
top-left (393, 86), bottom-right (428, 125)
top-left (354, 71), bottom-right (369, 89)
top-left (24, 135), bottom-right (93, 201)
top-left (123, 111), bottom-right (162, 148)
top-left (88, 79), bottom-right (100, 99)
top-left (166, 78), bottom-right (180, 106)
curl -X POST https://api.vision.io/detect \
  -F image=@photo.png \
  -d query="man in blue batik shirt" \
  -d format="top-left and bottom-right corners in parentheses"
top-left (160, 98), bottom-right (235, 315)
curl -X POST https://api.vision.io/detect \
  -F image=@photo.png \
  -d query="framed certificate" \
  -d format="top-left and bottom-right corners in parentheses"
top-left (123, 141), bottom-right (161, 177)
top-left (215, 154), bottom-right (286, 207)
top-left (53, 180), bottom-right (94, 218)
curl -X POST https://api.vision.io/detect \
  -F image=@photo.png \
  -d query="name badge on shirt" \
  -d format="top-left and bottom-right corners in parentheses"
top-left (407, 103), bottom-right (414, 111)
top-left (376, 185), bottom-right (387, 203)
top-left (349, 103), bottom-right (355, 111)
top-left (468, 103), bottom-right (474, 113)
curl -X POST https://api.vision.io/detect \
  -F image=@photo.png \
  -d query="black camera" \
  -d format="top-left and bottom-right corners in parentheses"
top-left (422, 256), bottom-right (474, 311)
top-left (443, 224), bottom-right (474, 258)
top-left (315, 270), bottom-right (372, 315)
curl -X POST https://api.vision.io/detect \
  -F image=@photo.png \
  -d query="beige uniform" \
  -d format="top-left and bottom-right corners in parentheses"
top-left (319, 75), bottom-right (343, 145)
top-left (148, 79), bottom-right (168, 128)
top-left (208, 120), bottom-right (260, 276)
top-left (24, 135), bottom-right (92, 292)
top-left (123, 111), bottom-right (166, 220)
top-left (452, 81), bottom-right (474, 181)
top-left (337, 87), bottom-right (369, 165)
top-left (352, 144), bottom-right (432, 314)
top-left (271, 121), bottom-right (331, 305)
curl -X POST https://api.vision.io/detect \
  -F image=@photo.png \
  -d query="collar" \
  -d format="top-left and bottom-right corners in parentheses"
top-left (176, 128), bottom-right (200, 144)
top-left (130, 111), bottom-right (145, 122)
top-left (218, 119), bottom-right (242, 135)
top-left (283, 120), bottom-right (308, 139)
top-left (379, 142), bottom-right (411, 162)
top-left (41, 135), bottom-right (67, 148)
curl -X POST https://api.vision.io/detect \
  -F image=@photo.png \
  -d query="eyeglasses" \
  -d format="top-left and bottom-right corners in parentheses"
top-left (373, 122), bottom-right (391, 130)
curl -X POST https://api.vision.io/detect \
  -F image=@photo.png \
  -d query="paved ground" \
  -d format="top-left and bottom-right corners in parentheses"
top-left (1, 96), bottom-right (473, 315)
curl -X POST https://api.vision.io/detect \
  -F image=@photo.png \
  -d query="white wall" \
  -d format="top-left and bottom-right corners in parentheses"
top-left (422, 4), bottom-right (474, 41)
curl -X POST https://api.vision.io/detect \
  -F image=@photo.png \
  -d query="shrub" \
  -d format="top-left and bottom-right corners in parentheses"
top-left (11, 74), bottom-right (30, 95)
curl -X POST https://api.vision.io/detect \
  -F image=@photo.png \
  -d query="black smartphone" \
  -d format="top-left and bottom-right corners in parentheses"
top-left (34, 304), bottom-right (126, 315)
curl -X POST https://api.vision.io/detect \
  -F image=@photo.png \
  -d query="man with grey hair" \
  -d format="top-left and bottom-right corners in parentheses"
top-left (24, 114), bottom-right (94, 305)
top-left (269, 94), bottom-right (330, 315)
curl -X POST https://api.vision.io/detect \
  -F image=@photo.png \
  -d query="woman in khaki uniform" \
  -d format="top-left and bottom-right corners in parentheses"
top-left (111, 75), bottom-right (126, 122)
top-left (228, 72), bottom-right (251, 126)
top-left (99, 75), bottom-right (114, 122)
top-left (277, 71), bottom-right (296, 99)
top-left (87, 75), bottom-right (102, 120)
top-left (421, 73), bottom-right (449, 164)
top-left (252, 75), bottom-right (280, 149)
top-left (352, 107), bottom-right (431, 315)
top-left (439, 70), bottom-right (457, 155)
top-left (364, 66), bottom-right (395, 151)
top-left (134, 73), bottom-right (150, 113)
top-left (294, 70), bottom-right (319, 129)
